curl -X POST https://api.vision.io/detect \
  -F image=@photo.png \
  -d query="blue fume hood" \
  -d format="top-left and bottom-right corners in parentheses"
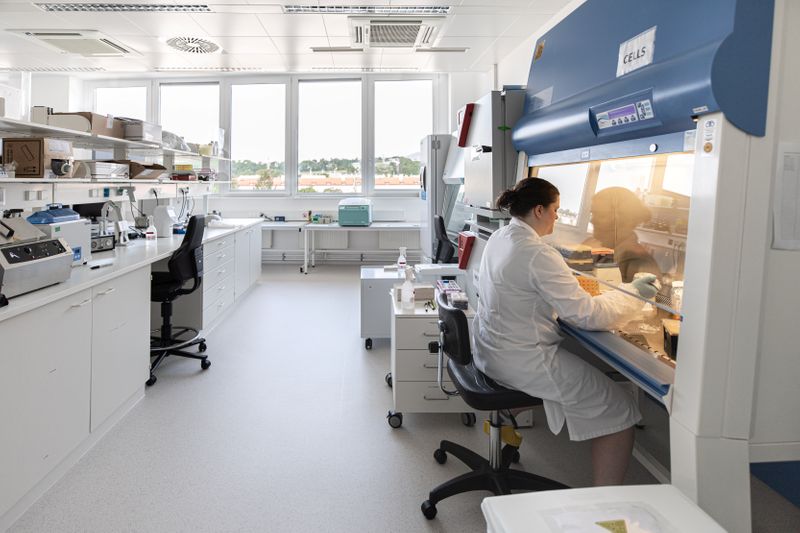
top-left (512, 0), bottom-right (774, 164)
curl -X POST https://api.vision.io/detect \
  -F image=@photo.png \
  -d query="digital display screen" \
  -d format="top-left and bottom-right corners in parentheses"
top-left (608, 104), bottom-right (637, 120)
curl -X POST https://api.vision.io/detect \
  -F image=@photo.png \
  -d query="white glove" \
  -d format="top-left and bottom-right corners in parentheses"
top-left (630, 273), bottom-right (659, 299)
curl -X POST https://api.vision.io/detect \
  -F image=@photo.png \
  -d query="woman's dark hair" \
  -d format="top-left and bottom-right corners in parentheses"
top-left (496, 177), bottom-right (560, 218)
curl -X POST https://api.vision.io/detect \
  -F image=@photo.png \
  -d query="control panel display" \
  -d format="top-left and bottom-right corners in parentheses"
top-left (597, 99), bottom-right (654, 130)
top-left (2, 240), bottom-right (68, 264)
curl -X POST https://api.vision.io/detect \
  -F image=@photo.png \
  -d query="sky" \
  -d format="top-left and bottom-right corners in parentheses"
top-left (95, 79), bottom-right (433, 164)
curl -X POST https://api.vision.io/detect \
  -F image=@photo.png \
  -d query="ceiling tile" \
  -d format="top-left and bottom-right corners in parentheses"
top-left (257, 14), bottom-right (327, 37)
top-left (90, 57), bottom-right (151, 73)
top-left (120, 13), bottom-right (210, 39)
top-left (213, 36), bottom-right (279, 54)
top-left (379, 52), bottom-right (429, 68)
top-left (527, 0), bottom-right (573, 13)
top-left (501, 13), bottom-right (553, 37)
top-left (322, 15), bottom-right (351, 37)
top-left (459, 0), bottom-right (535, 6)
top-left (332, 52), bottom-right (380, 69)
top-left (225, 53), bottom-right (286, 69)
top-left (271, 36), bottom-right (331, 54)
top-left (284, 53), bottom-right (334, 70)
top-left (191, 13), bottom-right (268, 37)
top-left (444, 14), bottom-right (518, 36)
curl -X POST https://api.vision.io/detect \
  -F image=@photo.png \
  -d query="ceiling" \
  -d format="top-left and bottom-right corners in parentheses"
top-left (0, 1), bottom-right (569, 75)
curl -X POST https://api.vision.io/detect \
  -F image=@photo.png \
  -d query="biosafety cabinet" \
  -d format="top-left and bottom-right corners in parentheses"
top-left (465, 1), bottom-right (800, 531)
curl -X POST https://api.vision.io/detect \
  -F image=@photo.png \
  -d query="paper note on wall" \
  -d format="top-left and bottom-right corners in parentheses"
top-left (617, 27), bottom-right (656, 77)
top-left (772, 144), bottom-right (800, 250)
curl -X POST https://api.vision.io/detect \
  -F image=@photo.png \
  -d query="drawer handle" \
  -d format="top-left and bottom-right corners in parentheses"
top-left (219, 270), bottom-right (226, 275)
top-left (217, 253), bottom-right (226, 260)
top-left (217, 302), bottom-right (224, 308)
top-left (423, 363), bottom-right (439, 369)
top-left (97, 287), bottom-right (116, 296)
top-left (218, 285), bottom-right (226, 291)
top-left (423, 394), bottom-right (449, 401)
top-left (70, 298), bottom-right (92, 308)
top-left (422, 332), bottom-right (439, 338)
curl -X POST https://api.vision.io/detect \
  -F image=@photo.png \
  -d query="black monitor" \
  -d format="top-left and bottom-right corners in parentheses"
top-left (72, 202), bottom-right (105, 221)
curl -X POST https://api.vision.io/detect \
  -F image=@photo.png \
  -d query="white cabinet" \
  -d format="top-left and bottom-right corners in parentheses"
top-left (234, 226), bottom-right (262, 300)
top-left (90, 267), bottom-right (150, 431)
top-left (388, 293), bottom-right (474, 428)
top-left (0, 289), bottom-right (92, 519)
top-left (360, 266), bottom-right (403, 347)
top-left (250, 226), bottom-right (262, 285)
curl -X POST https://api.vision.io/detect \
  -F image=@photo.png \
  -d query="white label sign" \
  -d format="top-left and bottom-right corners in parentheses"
top-left (617, 26), bottom-right (656, 77)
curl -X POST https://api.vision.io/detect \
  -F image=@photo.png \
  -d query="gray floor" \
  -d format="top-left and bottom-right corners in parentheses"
top-left (9, 265), bottom-right (800, 532)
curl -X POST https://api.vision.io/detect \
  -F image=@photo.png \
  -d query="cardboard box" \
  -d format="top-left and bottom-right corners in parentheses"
top-left (123, 120), bottom-right (162, 143)
top-left (100, 159), bottom-right (168, 180)
top-left (48, 112), bottom-right (125, 138)
top-left (2, 137), bottom-right (73, 178)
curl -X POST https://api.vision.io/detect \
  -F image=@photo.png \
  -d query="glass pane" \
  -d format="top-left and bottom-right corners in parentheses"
top-left (159, 83), bottom-right (220, 146)
top-left (95, 87), bottom-right (146, 121)
top-left (298, 80), bottom-right (361, 194)
top-left (374, 79), bottom-right (432, 191)
top-left (662, 153), bottom-right (694, 197)
top-left (230, 84), bottom-right (286, 191)
top-left (595, 156), bottom-right (654, 194)
top-left (535, 163), bottom-right (589, 226)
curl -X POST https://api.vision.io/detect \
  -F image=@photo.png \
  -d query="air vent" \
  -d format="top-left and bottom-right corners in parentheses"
top-left (155, 67), bottom-right (273, 72)
top-left (7, 30), bottom-right (138, 57)
top-left (0, 66), bottom-right (106, 72)
top-left (284, 5), bottom-right (451, 15)
top-left (166, 36), bottom-right (220, 54)
top-left (349, 17), bottom-right (444, 49)
top-left (36, 3), bottom-right (211, 12)
top-left (312, 67), bottom-right (419, 72)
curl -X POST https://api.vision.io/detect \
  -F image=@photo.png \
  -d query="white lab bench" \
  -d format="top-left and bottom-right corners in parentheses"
top-left (360, 265), bottom-right (405, 350)
top-left (481, 485), bottom-right (725, 533)
top-left (0, 218), bottom-right (262, 531)
top-left (387, 290), bottom-right (476, 429)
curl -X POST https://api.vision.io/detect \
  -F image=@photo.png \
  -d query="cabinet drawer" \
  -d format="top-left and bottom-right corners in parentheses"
top-left (203, 286), bottom-right (234, 329)
top-left (203, 243), bottom-right (234, 272)
top-left (204, 236), bottom-right (233, 256)
top-left (393, 349), bottom-right (452, 382)
top-left (204, 275), bottom-right (234, 302)
top-left (394, 317), bottom-right (440, 350)
top-left (392, 381), bottom-right (473, 413)
top-left (203, 259), bottom-right (234, 295)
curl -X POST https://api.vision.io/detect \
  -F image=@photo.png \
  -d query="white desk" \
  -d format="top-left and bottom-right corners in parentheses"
top-left (481, 485), bottom-right (725, 533)
top-left (301, 222), bottom-right (421, 274)
top-left (0, 218), bottom-right (262, 532)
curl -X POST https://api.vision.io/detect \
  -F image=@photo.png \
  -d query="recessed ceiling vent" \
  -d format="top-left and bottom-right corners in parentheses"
top-left (36, 3), bottom-right (212, 12)
top-left (166, 36), bottom-right (220, 54)
top-left (0, 66), bottom-right (106, 72)
top-left (8, 30), bottom-right (138, 56)
top-left (349, 17), bottom-right (444, 49)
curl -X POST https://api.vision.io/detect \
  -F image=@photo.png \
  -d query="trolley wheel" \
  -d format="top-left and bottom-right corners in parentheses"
top-left (461, 412), bottom-right (477, 427)
top-left (365, 338), bottom-right (373, 350)
top-left (433, 448), bottom-right (447, 465)
top-left (421, 500), bottom-right (437, 520)
top-left (385, 372), bottom-right (393, 388)
top-left (387, 411), bottom-right (403, 429)
top-left (198, 342), bottom-right (207, 353)
top-left (511, 449), bottom-right (521, 464)
top-left (201, 359), bottom-right (211, 370)
top-left (146, 375), bottom-right (157, 387)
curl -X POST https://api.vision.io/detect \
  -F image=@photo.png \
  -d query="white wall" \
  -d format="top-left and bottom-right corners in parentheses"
top-left (208, 195), bottom-right (425, 222)
top-left (448, 71), bottom-right (492, 131)
top-left (30, 74), bottom-right (84, 113)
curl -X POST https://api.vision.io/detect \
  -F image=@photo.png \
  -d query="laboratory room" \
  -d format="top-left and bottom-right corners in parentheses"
top-left (1, 0), bottom-right (800, 532)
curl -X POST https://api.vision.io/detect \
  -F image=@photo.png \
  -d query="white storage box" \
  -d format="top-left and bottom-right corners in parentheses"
top-left (123, 120), bottom-right (162, 143)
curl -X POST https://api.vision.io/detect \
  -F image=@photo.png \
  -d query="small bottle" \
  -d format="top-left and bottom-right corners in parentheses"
top-left (397, 246), bottom-right (407, 271)
top-left (145, 216), bottom-right (157, 240)
top-left (670, 281), bottom-right (684, 319)
top-left (401, 267), bottom-right (415, 311)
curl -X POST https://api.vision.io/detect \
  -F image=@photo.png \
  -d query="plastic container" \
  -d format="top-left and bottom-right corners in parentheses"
top-left (397, 247), bottom-right (407, 271)
top-left (145, 216), bottom-right (157, 240)
top-left (670, 280), bottom-right (684, 318)
top-left (401, 267), bottom-right (415, 310)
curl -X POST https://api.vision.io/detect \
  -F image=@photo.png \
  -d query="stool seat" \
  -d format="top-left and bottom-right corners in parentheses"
top-left (447, 360), bottom-right (544, 411)
top-left (150, 272), bottom-right (184, 302)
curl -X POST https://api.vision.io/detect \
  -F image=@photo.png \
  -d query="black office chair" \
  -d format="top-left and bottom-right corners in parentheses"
top-left (421, 292), bottom-right (568, 519)
top-left (433, 214), bottom-right (456, 264)
top-left (148, 215), bottom-right (210, 386)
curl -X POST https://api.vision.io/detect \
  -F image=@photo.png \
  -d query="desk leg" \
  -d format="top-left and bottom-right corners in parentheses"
top-left (311, 231), bottom-right (316, 268)
top-left (302, 228), bottom-right (308, 274)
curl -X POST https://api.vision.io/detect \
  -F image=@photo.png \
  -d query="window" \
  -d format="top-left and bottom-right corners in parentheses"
top-left (374, 80), bottom-right (432, 191)
top-left (536, 163), bottom-right (590, 226)
top-left (662, 153), bottom-right (694, 197)
top-left (595, 156), bottom-right (654, 194)
top-left (298, 80), bottom-right (361, 194)
top-left (159, 83), bottom-right (220, 146)
top-left (94, 86), bottom-right (146, 120)
top-left (230, 84), bottom-right (286, 191)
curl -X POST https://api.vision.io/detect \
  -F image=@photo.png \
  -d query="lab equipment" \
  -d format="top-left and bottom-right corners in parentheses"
top-left (670, 280), bottom-right (684, 316)
top-left (401, 267), bottom-right (415, 310)
top-left (433, 215), bottom-right (456, 263)
top-left (145, 217), bottom-right (157, 240)
top-left (662, 319), bottom-right (680, 360)
top-left (436, 279), bottom-right (461, 293)
top-left (420, 292), bottom-right (567, 520)
top-left (448, 291), bottom-right (469, 310)
top-left (457, 231), bottom-right (476, 269)
top-left (26, 205), bottom-right (80, 224)
top-left (419, 134), bottom-right (452, 261)
top-left (28, 217), bottom-right (92, 266)
top-left (148, 215), bottom-right (210, 387)
top-left (91, 234), bottom-right (115, 253)
top-left (337, 198), bottom-right (372, 226)
top-left (360, 266), bottom-right (403, 349)
top-left (396, 247), bottom-right (407, 270)
top-left (100, 201), bottom-right (130, 246)
top-left (153, 205), bottom-right (180, 238)
top-left (72, 161), bottom-right (129, 180)
top-left (0, 217), bottom-right (73, 298)
top-left (463, 89), bottom-right (526, 210)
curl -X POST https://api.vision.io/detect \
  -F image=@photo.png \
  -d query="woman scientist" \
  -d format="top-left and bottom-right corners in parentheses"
top-left (472, 177), bottom-right (658, 486)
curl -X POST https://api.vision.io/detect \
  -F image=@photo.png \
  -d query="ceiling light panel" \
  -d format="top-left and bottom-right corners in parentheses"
top-left (284, 5), bottom-right (451, 16)
top-left (0, 66), bottom-right (106, 72)
top-left (36, 4), bottom-right (212, 12)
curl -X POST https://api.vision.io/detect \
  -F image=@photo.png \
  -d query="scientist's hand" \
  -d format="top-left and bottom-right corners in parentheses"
top-left (630, 273), bottom-right (659, 299)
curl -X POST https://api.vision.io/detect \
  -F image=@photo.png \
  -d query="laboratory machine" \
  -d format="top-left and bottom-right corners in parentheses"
top-left (460, 1), bottom-right (798, 531)
top-left (27, 205), bottom-right (92, 266)
top-left (337, 198), bottom-right (372, 226)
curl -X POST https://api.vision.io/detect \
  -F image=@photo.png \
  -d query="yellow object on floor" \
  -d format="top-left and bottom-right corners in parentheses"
top-left (483, 420), bottom-right (523, 447)
top-left (595, 520), bottom-right (628, 533)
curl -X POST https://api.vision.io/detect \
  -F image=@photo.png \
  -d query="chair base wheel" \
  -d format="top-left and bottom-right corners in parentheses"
top-left (387, 411), bottom-right (403, 428)
top-left (201, 359), bottom-right (211, 370)
top-left (421, 500), bottom-right (437, 520)
top-left (365, 338), bottom-right (373, 350)
top-left (146, 375), bottom-right (157, 387)
top-left (198, 342), bottom-right (207, 353)
top-left (461, 412), bottom-right (476, 427)
top-left (434, 448), bottom-right (447, 465)
top-left (385, 372), bottom-right (392, 388)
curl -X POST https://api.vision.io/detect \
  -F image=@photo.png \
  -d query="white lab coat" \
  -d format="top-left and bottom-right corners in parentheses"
top-left (472, 217), bottom-right (643, 441)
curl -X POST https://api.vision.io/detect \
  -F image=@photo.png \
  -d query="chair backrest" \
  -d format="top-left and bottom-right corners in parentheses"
top-left (437, 291), bottom-right (471, 366)
top-left (167, 215), bottom-right (205, 287)
top-left (434, 215), bottom-right (456, 264)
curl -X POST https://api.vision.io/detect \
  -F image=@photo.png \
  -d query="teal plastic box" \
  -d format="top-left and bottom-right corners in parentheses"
top-left (338, 198), bottom-right (372, 226)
